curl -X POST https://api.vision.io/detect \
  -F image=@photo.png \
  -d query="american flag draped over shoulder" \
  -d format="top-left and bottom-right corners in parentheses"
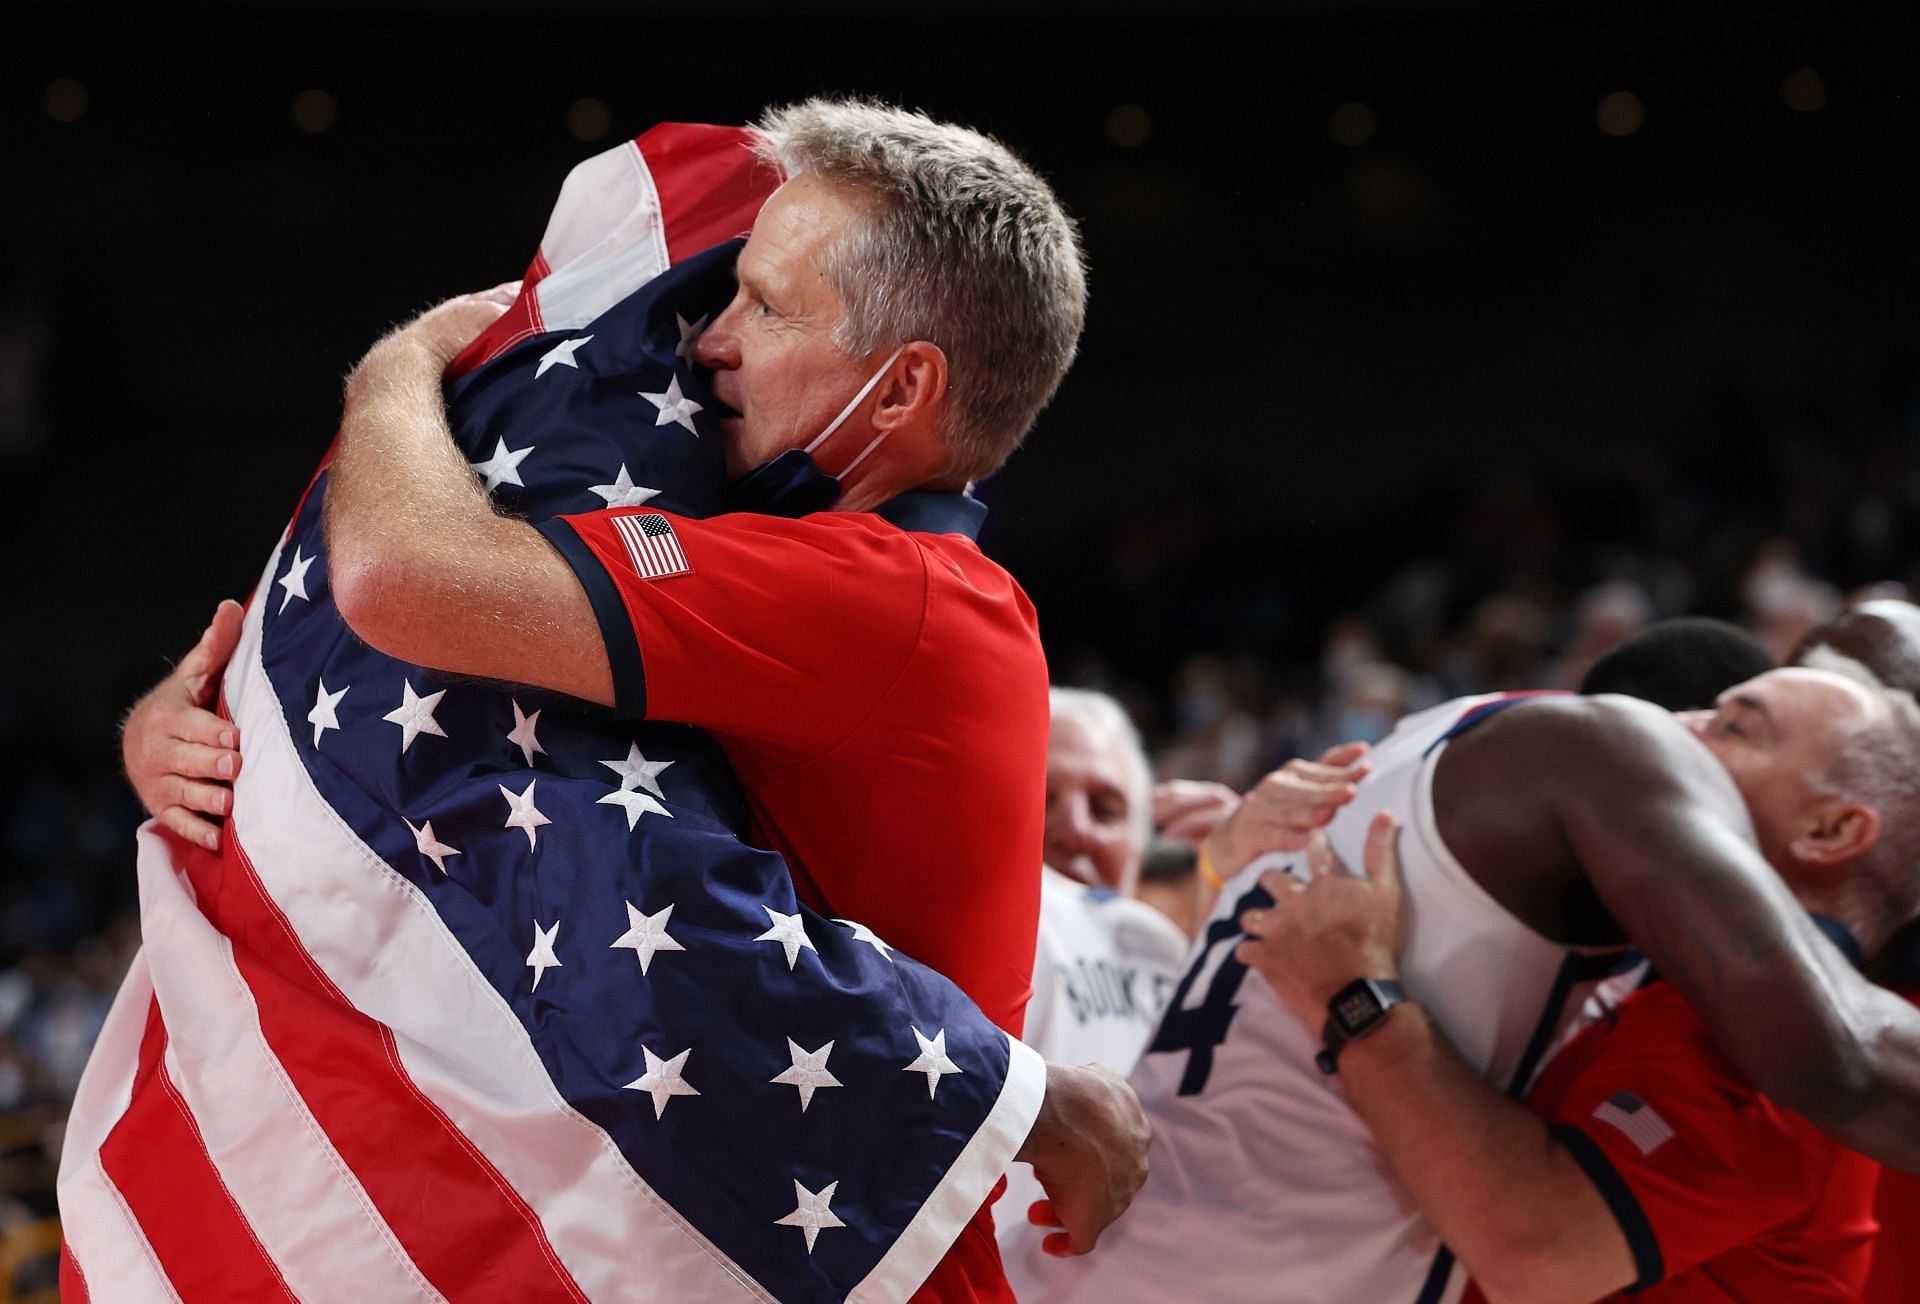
top-left (59, 124), bottom-right (1045, 1304)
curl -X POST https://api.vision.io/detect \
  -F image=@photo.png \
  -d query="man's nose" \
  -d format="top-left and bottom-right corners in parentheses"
top-left (1046, 794), bottom-right (1094, 849)
top-left (692, 301), bottom-right (742, 370)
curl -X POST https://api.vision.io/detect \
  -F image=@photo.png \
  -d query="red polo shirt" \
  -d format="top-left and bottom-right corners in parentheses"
top-left (1463, 981), bottom-right (1880, 1303)
top-left (542, 495), bottom-right (1048, 1303)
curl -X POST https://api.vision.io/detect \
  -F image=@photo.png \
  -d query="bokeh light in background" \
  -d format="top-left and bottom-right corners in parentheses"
top-left (1783, 66), bottom-right (1828, 113)
top-left (291, 88), bottom-right (337, 133)
top-left (1329, 101), bottom-right (1376, 146)
top-left (568, 96), bottom-right (613, 142)
top-left (1594, 89), bottom-right (1643, 136)
top-left (43, 78), bottom-right (87, 123)
top-left (1106, 103), bottom-right (1152, 148)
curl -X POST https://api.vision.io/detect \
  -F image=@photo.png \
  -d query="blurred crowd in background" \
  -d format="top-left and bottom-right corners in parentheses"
top-left (1046, 382), bottom-right (1920, 790)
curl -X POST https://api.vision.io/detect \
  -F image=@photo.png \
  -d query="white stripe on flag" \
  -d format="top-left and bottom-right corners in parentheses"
top-left (1592, 1094), bottom-right (1675, 1156)
top-left (136, 828), bottom-right (447, 1304)
top-left (56, 955), bottom-right (184, 1304)
top-left (853, 1035), bottom-right (1048, 1302)
top-left (219, 551), bottom-right (769, 1302)
top-left (531, 138), bottom-right (671, 333)
top-left (613, 513), bottom-right (691, 580)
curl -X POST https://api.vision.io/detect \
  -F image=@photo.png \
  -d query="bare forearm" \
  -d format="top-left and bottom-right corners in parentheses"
top-left (320, 315), bottom-right (612, 704)
top-left (1339, 1006), bottom-right (1633, 1303)
top-left (327, 333), bottom-right (502, 588)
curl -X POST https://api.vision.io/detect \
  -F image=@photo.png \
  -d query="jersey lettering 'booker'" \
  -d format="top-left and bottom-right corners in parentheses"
top-left (1027, 694), bottom-right (1645, 1304)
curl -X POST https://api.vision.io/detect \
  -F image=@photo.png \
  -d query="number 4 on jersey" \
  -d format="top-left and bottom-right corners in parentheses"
top-left (1146, 881), bottom-right (1275, 1095)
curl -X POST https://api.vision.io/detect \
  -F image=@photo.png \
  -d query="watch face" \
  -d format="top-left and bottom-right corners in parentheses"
top-left (1331, 983), bottom-right (1386, 1033)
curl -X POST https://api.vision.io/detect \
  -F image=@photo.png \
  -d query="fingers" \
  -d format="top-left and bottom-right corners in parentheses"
top-left (1304, 831), bottom-right (1343, 881)
top-left (1026, 1198), bottom-right (1061, 1229)
top-left (157, 804), bottom-right (223, 853)
top-left (1274, 761), bottom-right (1368, 792)
top-left (166, 703), bottom-right (240, 758)
top-left (1315, 740), bottom-right (1372, 768)
top-left (178, 599), bottom-right (245, 706)
top-left (1361, 810), bottom-right (1403, 891)
top-left (1159, 809), bottom-right (1224, 844)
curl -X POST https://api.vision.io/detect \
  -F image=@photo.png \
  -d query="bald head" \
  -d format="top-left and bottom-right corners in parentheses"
top-left (1685, 667), bottom-right (1920, 912)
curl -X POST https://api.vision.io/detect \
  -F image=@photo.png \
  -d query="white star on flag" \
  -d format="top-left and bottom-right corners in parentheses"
top-left (600, 743), bottom-right (674, 798)
top-left (774, 1179), bottom-right (845, 1254)
top-left (506, 700), bottom-right (546, 767)
top-left (755, 907), bottom-right (817, 970)
top-left (610, 901), bottom-right (685, 975)
top-left (598, 786), bottom-right (672, 830)
top-left (534, 334), bottom-right (593, 379)
top-left (640, 376), bottom-right (704, 434)
top-left (588, 464), bottom-right (663, 509)
top-left (673, 311), bottom-right (709, 361)
top-left (403, 817), bottom-right (460, 875)
top-left (835, 919), bottom-right (894, 960)
top-left (471, 438), bottom-right (535, 492)
top-left (771, 1039), bottom-right (842, 1112)
top-left (277, 545), bottom-right (316, 613)
top-left (383, 680), bottom-right (449, 753)
top-left (499, 779), bottom-right (552, 850)
top-left (904, 1027), bottom-right (964, 1100)
top-left (526, 919), bottom-right (562, 991)
top-left (308, 678), bottom-right (348, 748)
top-left (625, 1046), bottom-right (700, 1119)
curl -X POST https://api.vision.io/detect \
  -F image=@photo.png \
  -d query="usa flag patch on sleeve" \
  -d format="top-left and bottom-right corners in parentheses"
top-left (1592, 1090), bottom-right (1675, 1156)
top-left (613, 512), bottom-right (692, 580)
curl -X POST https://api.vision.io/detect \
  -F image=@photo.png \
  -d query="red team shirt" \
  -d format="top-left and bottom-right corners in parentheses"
top-left (1464, 979), bottom-right (1881, 1304)
top-left (542, 496), bottom-right (1049, 1303)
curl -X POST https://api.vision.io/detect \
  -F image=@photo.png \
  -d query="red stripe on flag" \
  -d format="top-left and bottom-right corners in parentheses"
top-left (59, 1240), bottom-right (91, 1303)
top-left (157, 807), bottom-right (588, 1301)
top-left (642, 123), bottom-right (780, 266)
top-left (448, 248), bottom-right (554, 379)
top-left (98, 998), bottom-right (298, 1303)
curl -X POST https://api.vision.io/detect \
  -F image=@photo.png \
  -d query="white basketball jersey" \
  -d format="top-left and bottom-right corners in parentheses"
top-left (999, 871), bottom-right (1191, 1284)
top-left (1015, 694), bottom-right (1643, 1304)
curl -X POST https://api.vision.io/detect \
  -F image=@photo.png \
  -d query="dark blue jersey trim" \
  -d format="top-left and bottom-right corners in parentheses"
top-left (1506, 950), bottom-right (1645, 1101)
top-left (1411, 1246), bottom-right (1457, 1304)
top-left (1550, 1123), bottom-right (1665, 1292)
top-left (1422, 691), bottom-right (1569, 758)
top-left (534, 517), bottom-right (648, 720)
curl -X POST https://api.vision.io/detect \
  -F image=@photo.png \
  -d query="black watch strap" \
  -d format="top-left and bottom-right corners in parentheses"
top-left (1315, 978), bottom-right (1406, 1075)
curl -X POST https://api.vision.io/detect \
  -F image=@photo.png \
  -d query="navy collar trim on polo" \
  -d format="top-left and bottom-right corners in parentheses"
top-left (1809, 913), bottom-right (1867, 972)
top-left (873, 490), bottom-right (988, 539)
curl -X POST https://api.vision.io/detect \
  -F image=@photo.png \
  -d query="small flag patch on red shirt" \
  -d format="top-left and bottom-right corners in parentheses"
top-left (612, 512), bottom-right (691, 580)
top-left (1592, 1090), bottom-right (1675, 1156)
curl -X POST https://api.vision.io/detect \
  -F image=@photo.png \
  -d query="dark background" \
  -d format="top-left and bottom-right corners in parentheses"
top-left (3, 0), bottom-right (1918, 1003)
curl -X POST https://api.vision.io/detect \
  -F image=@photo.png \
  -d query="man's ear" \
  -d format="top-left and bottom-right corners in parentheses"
top-left (870, 341), bottom-right (949, 437)
top-left (1791, 801), bottom-right (1881, 869)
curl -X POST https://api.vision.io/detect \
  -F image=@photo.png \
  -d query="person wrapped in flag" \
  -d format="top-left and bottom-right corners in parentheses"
top-left (77, 100), bottom-right (1146, 1304)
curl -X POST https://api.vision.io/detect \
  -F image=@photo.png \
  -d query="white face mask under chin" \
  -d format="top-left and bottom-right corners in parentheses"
top-left (801, 344), bottom-right (907, 488)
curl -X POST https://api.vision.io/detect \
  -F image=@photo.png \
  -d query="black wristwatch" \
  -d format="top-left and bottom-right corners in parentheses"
top-left (1314, 978), bottom-right (1407, 1075)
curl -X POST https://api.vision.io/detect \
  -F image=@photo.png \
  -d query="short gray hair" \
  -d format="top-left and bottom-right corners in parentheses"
top-left (752, 97), bottom-right (1088, 484)
top-left (1049, 687), bottom-right (1154, 852)
top-left (1805, 655), bottom-right (1920, 918)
